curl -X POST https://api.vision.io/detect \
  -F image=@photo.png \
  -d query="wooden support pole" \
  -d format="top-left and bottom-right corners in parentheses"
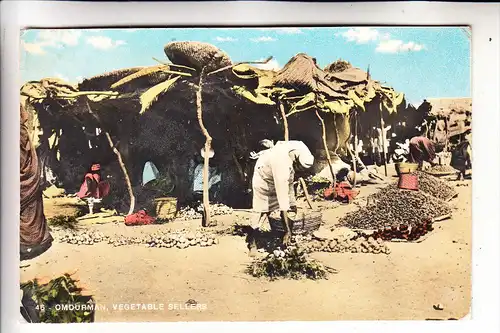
top-left (379, 103), bottom-right (388, 177)
top-left (352, 109), bottom-right (358, 186)
top-left (315, 110), bottom-right (336, 192)
top-left (299, 177), bottom-right (314, 209)
top-left (196, 68), bottom-right (213, 227)
top-left (278, 98), bottom-right (289, 141)
top-left (85, 101), bottom-right (135, 216)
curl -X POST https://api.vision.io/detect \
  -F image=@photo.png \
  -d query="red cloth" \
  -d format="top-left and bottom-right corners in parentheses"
top-left (124, 210), bottom-right (156, 226)
top-left (324, 182), bottom-right (359, 202)
top-left (20, 105), bottom-right (53, 246)
top-left (77, 173), bottom-right (110, 199)
top-left (409, 136), bottom-right (436, 164)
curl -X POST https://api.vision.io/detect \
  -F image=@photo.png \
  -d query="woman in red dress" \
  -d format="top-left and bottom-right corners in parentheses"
top-left (77, 163), bottom-right (110, 214)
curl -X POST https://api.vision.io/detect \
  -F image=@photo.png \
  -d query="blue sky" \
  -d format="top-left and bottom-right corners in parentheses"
top-left (20, 27), bottom-right (470, 104)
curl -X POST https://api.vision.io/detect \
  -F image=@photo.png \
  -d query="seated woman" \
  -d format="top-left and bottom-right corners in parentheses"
top-left (77, 163), bottom-right (110, 214)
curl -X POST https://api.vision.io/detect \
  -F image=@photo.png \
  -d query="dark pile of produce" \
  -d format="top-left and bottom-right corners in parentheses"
top-left (416, 171), bottom-right (457, 200)
top-left (339, 188), bottom-right (452, 231)
top-left (368, 219), bottom-right (434, 241)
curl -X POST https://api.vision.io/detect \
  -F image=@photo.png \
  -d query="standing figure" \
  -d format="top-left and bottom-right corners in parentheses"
top-left (77, 163), bottom-right (110, 214)
top-left (376, 125), bottom-right (392, 164)
top-left (249, 141), bottom-right (314, 255)
top-left (20, 104), bottom-right (53, 261)
top-left (451, 128), bottom-right (472, 180)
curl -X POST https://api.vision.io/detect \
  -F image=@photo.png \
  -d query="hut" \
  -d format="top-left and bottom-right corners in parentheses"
top-left (21, 42), bottom-right (406, 214)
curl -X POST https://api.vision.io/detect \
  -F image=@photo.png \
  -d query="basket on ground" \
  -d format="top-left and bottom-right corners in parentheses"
top-left (398, 173), bottom-right (419, 191)
top-left (153, 197), bottom-right (177, 219)
top-left (395, 162), bottom-right (419, 176)
top-left (269, 210), bottom-right (323, 234)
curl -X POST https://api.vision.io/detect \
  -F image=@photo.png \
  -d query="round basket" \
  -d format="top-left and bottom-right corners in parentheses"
top-left (269, 210), bottom-right (323, 235)
top-left (395, 162), bottom-right (419, 176)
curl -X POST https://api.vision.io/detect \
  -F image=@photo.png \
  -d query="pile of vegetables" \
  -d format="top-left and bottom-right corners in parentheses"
top-left (57, 228), bottom-right (219, 249)
top-left (20, 274), bottom-right (94, 323)
top-left (248, 246), bottom-right (335, 280)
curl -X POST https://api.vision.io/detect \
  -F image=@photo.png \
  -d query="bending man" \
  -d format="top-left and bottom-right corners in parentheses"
top-left (249, 141), bottom-right (314, 254)
top-left (408, 134), bottom-right (437, 170)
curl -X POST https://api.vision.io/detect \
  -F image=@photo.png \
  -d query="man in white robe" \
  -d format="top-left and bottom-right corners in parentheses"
top-left (249, 141), bottom-right (314, 254)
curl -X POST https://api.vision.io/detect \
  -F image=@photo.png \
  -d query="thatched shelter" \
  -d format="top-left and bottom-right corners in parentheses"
top-left (21, 42), bottom-right (408, 213)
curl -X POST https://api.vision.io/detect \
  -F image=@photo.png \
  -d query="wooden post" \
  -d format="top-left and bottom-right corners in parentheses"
top-left (278, 98), bottom-right (289, 141)
top-left (352, 108), bottom-right (358, 186)
top-left (315, 110), bottom-right (336, 191)
top-left (299, 177), bottom-right (314, 209)
top-left (379, 103), bottom-right (388, 177)
top-left (85, 101), bottom-right (136, 216)
top-left (196, 68), bottom-right (213, 227)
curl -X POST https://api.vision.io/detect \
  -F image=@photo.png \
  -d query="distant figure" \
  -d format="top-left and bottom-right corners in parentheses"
top-left (20, 104), bottom-right (53, 261)
top-left (408, 136), bottom-right (437, 170)
top-left (77, 163), bottom-right (110, 214)
top-left (249, 140), bottom-right (314, 253)
top-left (451, 128), bottom-right (472, 180)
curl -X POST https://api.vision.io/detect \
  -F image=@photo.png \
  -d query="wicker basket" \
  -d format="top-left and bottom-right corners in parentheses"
top-left (269, 210), bottom-right (323, 235)
top-left (395, 162), bottom-right (419, 175)
top-left (153, 197), bottom-right (177, 219)
top-left (398, 173), bottom-right (419, 191)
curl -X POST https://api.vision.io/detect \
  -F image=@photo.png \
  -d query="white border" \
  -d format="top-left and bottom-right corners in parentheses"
top-left (2, 1), bottom-right (499, 333)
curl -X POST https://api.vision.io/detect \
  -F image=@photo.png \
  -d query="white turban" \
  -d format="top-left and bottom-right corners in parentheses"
top-left (276, 140), bottom-right (315, 169)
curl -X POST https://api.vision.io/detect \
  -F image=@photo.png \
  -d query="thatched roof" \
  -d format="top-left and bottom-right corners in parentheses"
top-left (79, 67), bottom-right (146, 91)
top-left (427, 97), bottom-right (472, 117)
top-left (324, 59), bottom-right (352, 73)
top-left (273, 53), bottom-right (348, 99)
top-left (164, 41), bottom-right (232, 73)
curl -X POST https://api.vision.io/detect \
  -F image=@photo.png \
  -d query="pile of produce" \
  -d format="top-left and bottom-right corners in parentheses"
top-left (425, 165), bottom-right (458, 176)
top-left (300, 235), bottom-right (391, 254)
top-left (248, 246), bottom-right (334, 280)
top-left (58, 231), bottom-right (109, 245)
top-left (416, 171), bottom-right (457, 200)
top-left (176, 203), bottom-right (234, 221)
top-left (302, 175), bottom-right (331, 199)
top-left (369, 218), bottom-right (434, 241)
top-left (144, 230), bottom-right (219, 249)
top-left (57, 229), bottom-right (219, 249)
top-left (20, 274), bottom-right (94, 323)
top-left (47, 215), bottom-right (79, 229)
top-left (339, 187), bottom-right (452, 231)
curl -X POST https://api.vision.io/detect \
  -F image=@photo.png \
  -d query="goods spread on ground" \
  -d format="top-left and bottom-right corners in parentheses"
top-left (295, 234), bottom-right (392, 254)
top-left (425, 165), bottom-right (459, 176)
top-left (175, 203), bottom-right (233, 221)
top-left (415, 171), bottom-right (458, 200)
top-left (57, 229), bottom-right (219, 249)
top-left (20, 274), bottom-right (94, 323)
top-left (247, 246), bottom-right (335, 280)
top-left (339, 187), bottom-right (452, 234)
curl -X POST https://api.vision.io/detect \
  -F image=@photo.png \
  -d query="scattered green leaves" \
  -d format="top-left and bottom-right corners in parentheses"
top-left (248, 246), bottom-right (334, 280)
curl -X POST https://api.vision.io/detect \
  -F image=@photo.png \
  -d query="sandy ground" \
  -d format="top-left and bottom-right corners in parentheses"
top-left (21, 166), bottom-right (472, 321)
